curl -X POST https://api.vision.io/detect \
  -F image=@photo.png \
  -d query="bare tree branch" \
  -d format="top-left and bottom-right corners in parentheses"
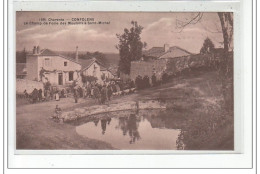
top-left (175, 13), bottom-right (203, 32)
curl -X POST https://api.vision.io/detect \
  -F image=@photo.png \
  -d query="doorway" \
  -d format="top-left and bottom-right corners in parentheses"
top-left (58, 73), bottom-right (63, 85)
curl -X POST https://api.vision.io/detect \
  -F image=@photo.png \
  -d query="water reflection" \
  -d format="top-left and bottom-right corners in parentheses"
top-left (116, 114), bottom-right (141, 144)
top-left (76, 109), bottom-right (184, 150)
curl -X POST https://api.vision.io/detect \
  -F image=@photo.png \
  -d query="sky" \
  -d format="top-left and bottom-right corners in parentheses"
top-left (16, 12), bottom-right (225, 54)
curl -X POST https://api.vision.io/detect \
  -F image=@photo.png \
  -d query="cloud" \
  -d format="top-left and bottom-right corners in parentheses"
top-left (16, 12), bottom-right (224, 53)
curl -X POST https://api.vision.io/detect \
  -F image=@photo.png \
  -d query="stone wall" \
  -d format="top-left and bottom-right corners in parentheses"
top-left (130, 54), bottom-right (213, 83)
top-left (16, 79), bottom-right (44, 94)
top-left (130, 59), bottom-right (167, 82)
top-left (59, 100), bottom-right (167, 122)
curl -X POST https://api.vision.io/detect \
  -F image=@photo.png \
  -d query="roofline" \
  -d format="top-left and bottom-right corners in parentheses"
top-left (58, 55), bottom-right (81, 65)
top-left (81, 58), bottom-right (101, 72)
top-left (27, 51), bottom-right (81, 65)
top-left (158, 46), bottom-right (193, 59)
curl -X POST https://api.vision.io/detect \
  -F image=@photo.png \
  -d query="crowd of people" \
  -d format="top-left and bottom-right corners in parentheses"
top-left (22, 79), bottom-right (136, 105)
top-left (23, 86), bottom-right (68, 104)
top-left (72, 80), bottom-right (135, 105)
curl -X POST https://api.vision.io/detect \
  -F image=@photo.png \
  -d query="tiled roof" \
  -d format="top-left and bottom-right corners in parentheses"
top-left (143, 47), bottom-right (165, 57)
top-left (39, 49), bottom-right (58, 56)
top-left (100, 65), bottom-right (107, 71)
top-left (143, 46), bottom-right (192, 58)
top-left (37, 49), bottom-right (81, 65)
top-left (159, 46), bottom-right (192, 59)
top-left (80, 58), bottom-right (106, 71)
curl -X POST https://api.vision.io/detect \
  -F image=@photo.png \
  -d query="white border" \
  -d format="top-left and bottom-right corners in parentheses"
top-left (6, 0), bottom-right (254, 169)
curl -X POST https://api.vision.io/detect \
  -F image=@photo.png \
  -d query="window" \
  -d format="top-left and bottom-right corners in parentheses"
top-left (44, 58), bottom-right (51, 67)
top-left (69, 71), bottom-right (74, 81)
top-left (64, 61), bottom-right (67, 66)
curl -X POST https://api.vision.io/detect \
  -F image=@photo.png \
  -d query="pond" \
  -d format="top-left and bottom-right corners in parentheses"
top-left (75, 109), bottom-right (187, 150)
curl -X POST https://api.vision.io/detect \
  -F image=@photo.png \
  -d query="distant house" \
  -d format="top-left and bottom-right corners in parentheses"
top-left (81, 58), bottom-right (114, 84)
top-left (129, 44), bottom-right (193, 82)
top-left (26, 46), bottom-right (82, 85)
top-left (143, 44), bottom-right (193, 59)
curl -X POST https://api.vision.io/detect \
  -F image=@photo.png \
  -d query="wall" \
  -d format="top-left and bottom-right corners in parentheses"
top-left (165, 54), bottom-right (212, 75)
top-left (101, 70), bottom-right (114, 79)
top-left (26, 55), bottom-right (38, 81)
top-left (16, 79), bottom-right (44, 94)
top-left (130, 59), bottom-right (167, 82)
top-left (82, 62), bottom-right (103, 83)
top-left (38, 55), bottom-right (81, 85)
top-left (130, 54), bottom-right (212, 83)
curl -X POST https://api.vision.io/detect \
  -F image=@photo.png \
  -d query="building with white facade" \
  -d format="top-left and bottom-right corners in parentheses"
top-left (81, 58), bottom-right (114, 84)
top-left (26, 46), bottom-right (82, 85)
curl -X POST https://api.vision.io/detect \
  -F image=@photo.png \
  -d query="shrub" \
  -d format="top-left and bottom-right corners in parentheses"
top-left (135, 75), bottom-right (143, 89)
top-left (143, 76), bottom-right (150, 88)
top-left (151, 74), bottom-right (157, 86)
top-left (162, 72), bottom-right (169, 84)
top-left (81, 75), bottom-right (98, 83)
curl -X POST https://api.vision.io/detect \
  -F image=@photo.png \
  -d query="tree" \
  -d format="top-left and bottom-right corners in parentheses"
top-left (176, 12), bottom-right (233, 74)
top-left (116, 21), bottom-right (146, 75)
top-left (200, 37), bottom-right (215, 54)
top-left (176, 12), bottom-right (233, 107)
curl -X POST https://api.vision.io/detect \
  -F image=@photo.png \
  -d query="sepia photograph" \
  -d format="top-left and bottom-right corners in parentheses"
top-left (16, 11), bottom-right (234, 150)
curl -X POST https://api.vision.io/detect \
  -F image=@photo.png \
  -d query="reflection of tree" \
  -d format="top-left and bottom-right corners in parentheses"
top-left (127, 114), bottom-right (141, 144)
top-left (107, 117), bottom-right (112, 125)
top-left (93, 119), bottom-right (99, 126)
top-left (176, 130), bottom-right (185, 150)
top-left (117, 117), bottom-right (128, 136)
top-left (115, 114), bottom-right (141, 144)
top-left (101, 119), bottom-right (107, 135)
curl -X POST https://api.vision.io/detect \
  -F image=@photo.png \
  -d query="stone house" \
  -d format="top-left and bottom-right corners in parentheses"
top-left (130, 44), bottom-right (193, 82)
top-left (26, 46), bottom-right (82, 86)
top-left (81, 58), bottom-right (114, 84)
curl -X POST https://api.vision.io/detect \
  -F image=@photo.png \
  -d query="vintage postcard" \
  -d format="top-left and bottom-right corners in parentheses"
top-left (16, 11), bottom-right (234, 151)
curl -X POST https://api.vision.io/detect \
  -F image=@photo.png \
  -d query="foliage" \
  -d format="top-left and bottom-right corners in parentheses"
top-left (16, 49), bottom-right (27, 63)
top-left (176, 105), bottom-right (234, 150)
top-left (43, 81), bottom-right (51, 90)
top-left (200, 37), bottom-right (215, 54)
top-left (135, 75), bottom-right (143, 89)
top-left (81, 75), bottom-right (98, 83)
top-left (101, 73), bottom-right (106, 81)
top-left (162, 72), bottom-right (169, 84)
top-left (143, 76), bottom-right (150, 88)
top-left (116, 21), bottom-right (146, 75)
top-left (151, 74), bottom-right (157, 86)
top-left (135, 75), bottom-right (151, 90)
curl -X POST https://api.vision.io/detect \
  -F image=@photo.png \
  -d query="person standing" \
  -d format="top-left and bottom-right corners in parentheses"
top-left (93, 84), bottom-right (101, 104)
top-left (31, 88), bottom-right (38, 103)
top-left (107, 84), bottom-right (112, 101)
top-left (74, 87), bottom-right (79, 103)
top-left (55, 91), bottom-right (60, 101)
top-left (100, 85), bottom-right (108, 104)
top-left (38, 89), bottom-right (43, 102)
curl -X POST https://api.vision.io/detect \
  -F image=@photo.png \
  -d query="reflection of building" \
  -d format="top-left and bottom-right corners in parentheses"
top-left (26, 46), bottom-right (81, 85)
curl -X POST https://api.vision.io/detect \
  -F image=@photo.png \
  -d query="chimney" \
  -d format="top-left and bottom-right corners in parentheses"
top-left (36, 46), bottom-right (40, 54)
top-left (164, 44), bottom-right (170, 53)
top-left (33, 46), bottom-right (37, 54)
top-left (75, 46), bottom-right (79, 62)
